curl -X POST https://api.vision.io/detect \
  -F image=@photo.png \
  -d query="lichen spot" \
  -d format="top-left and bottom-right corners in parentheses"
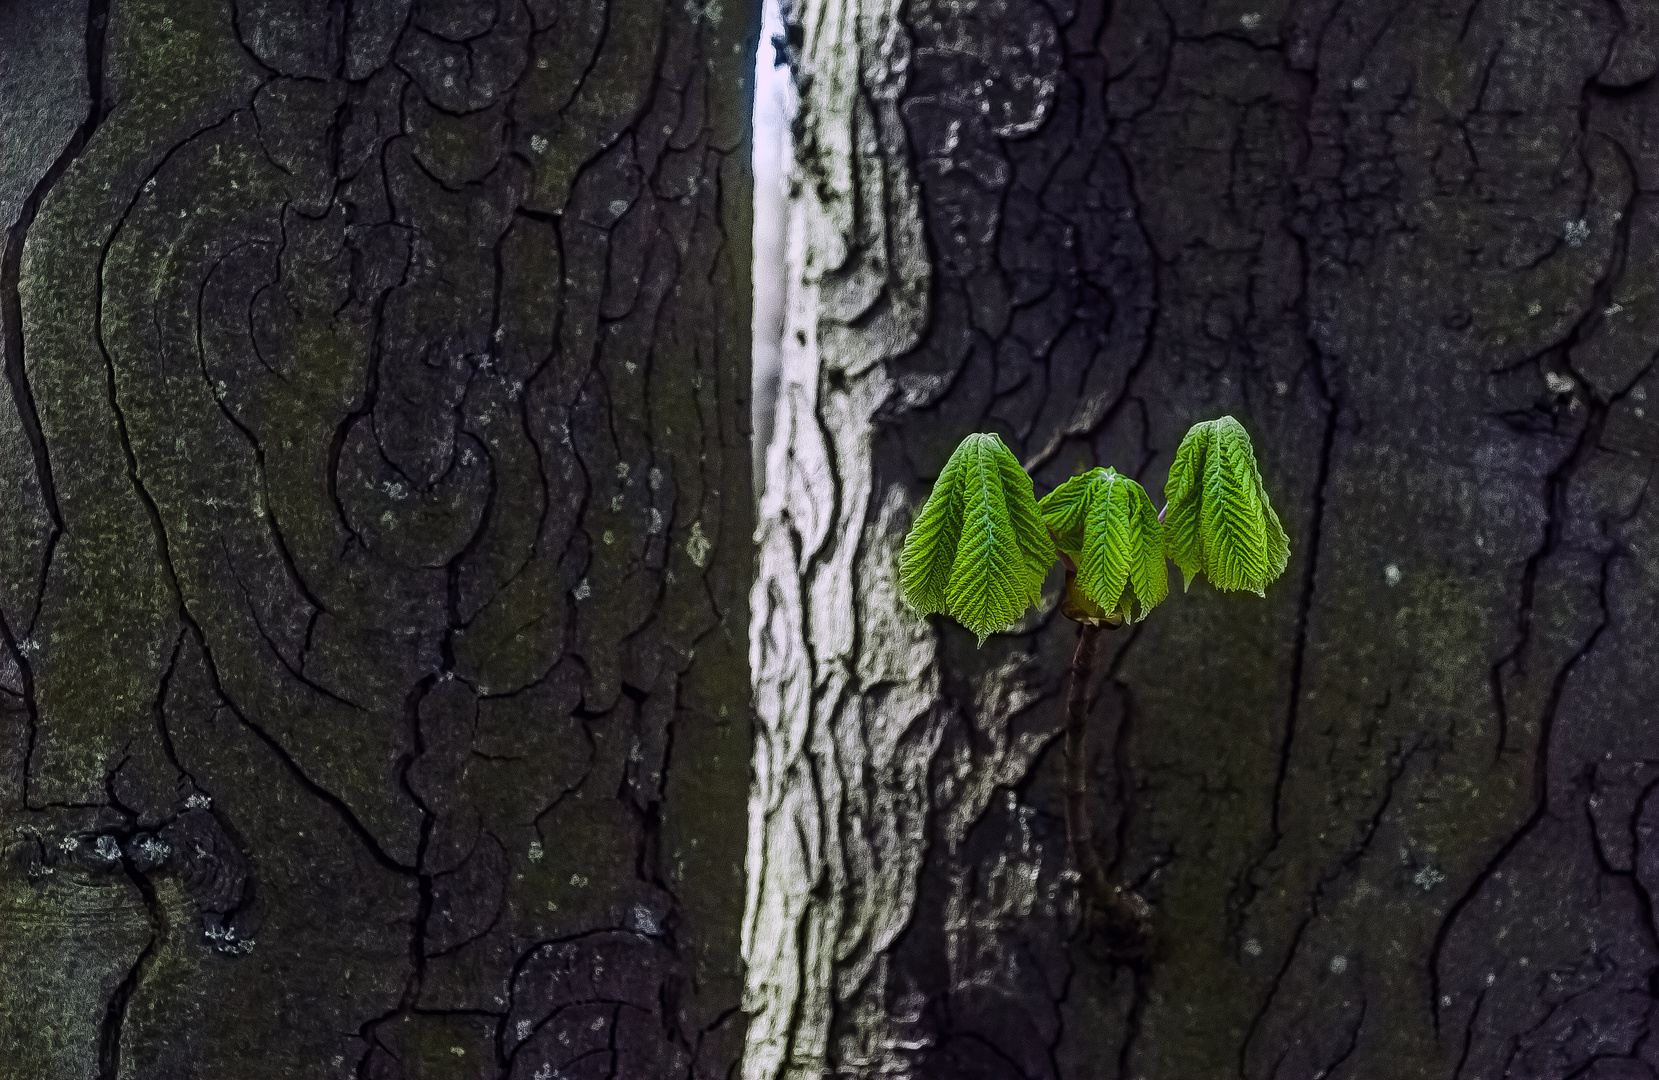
top-left (688, 521), bottom-right (711, 567)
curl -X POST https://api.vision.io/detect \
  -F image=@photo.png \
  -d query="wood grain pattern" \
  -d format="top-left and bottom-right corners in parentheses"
top-left (0, 1), bottom-right (754, 1075)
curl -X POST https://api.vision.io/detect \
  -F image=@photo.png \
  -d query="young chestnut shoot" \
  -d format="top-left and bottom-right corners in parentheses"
top-left (897, 416), bottom-right (1290, 957)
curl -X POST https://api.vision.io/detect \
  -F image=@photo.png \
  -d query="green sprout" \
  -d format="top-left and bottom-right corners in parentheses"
top-left (1040, 466), bottom-right (1167, 625)
top-left (1162, 415), bottom-right (1290, 596)
top-left (897, 416), bottom-right (1290, 958)
top-left (898, 433), bottom-right (1055, 644)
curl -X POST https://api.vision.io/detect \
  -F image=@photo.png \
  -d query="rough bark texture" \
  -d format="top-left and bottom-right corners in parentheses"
top-left (747, 0), bottom-right (1659, 1076)
top-left (0, 1), bottom-right (754, 1076)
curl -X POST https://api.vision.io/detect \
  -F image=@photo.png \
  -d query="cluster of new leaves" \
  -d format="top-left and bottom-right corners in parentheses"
top-left (1162, 416), bottom-right (1290, 596)
top-left (899, 417), bottom-right (1289, 643)
top-left (897, 434), bottom-right (1055, 643)
top-left (1039, 468), bottom-right (1168, 623)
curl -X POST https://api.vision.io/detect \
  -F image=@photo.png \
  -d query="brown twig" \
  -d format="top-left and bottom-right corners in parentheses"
top-left (1063, 622), bottom-right (1153, 960)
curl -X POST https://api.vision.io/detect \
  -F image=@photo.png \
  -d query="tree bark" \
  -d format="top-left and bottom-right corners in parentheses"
top-left (0, 1), bottom-right (754, 1076)
top-left (747, 0), bottom-right (1659, 1076)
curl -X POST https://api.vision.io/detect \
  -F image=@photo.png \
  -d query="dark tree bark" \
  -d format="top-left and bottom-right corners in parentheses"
top-left (0, 1), bottom-right (754, 1076)
top-left (748, 0), bottom-right (1659, 1076)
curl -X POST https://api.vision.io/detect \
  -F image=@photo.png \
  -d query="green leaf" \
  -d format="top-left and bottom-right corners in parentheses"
top-left (1163, 416), bottom-right (1290, 596)
top-left (999, 444), bottom-right (1060, 594)
top-left (1037, 469), bottom-right (1101, 560)
top-left (899, 433), bottom-right (1055, 644)
top-left (898, 446), bottom-right (968, 615)
top-left (945, 435), bottom-right (1055, 642)
top-left (1074, 469), bottom-right (1168, 623)
top-left (1162, 430), bottom-right (1208, 590)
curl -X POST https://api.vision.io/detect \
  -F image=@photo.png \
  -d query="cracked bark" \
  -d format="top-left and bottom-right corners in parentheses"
top-left (0, 0), bottom-right (753, 1076)
top-left (748, 0), bottom-right (1659, 1076)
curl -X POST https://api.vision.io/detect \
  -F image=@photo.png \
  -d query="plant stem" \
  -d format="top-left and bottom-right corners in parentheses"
top-left (1063, 622), bottom-right (1153, 958)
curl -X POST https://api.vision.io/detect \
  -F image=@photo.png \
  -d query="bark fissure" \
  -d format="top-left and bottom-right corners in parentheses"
top-left (96, 937), bottom-right (154, 1080)
top-left (0, 0), bottom-right (112, 642)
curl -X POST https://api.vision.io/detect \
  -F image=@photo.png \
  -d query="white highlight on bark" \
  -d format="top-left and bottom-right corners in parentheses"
top-left (744, 0), bottom-right (1067, 1071)
top-left (742, 0), bottom-right (934, 1071)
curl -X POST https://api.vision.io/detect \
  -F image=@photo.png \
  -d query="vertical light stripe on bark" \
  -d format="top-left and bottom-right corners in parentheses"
top-left (742, 0), bottom-right (936, 1072)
